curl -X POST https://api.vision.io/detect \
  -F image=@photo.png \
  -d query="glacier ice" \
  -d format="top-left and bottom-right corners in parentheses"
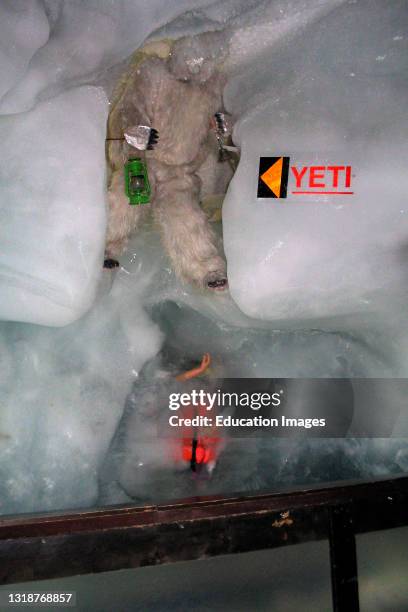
top-left (0, 0), bottom-right (235, 328)
top-left (0, 239), bottom-right (163, 514)
top-left (223, 0), bottom-right (408, 322)
top-left (1, 229), bottom-right (407, 514)
top-left (0, 87), bottom-right (108, 326)
top-left (0, 0), bottom-right (228, 116)
top-left (0, 0), bottom-right (408, 515)
top-left (0, 0), bottom-right (49, 104)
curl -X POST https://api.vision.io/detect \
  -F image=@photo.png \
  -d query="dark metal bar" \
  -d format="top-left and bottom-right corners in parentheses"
top-left (329, 505), bottom-right (360, 612)
top-left (0, 475), bottom-right (407, 587)
top-left (2, 475), bottom-right (408, 538)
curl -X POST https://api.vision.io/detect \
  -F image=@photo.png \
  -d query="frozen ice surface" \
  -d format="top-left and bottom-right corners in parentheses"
top-left (1, 0), bottom-right (408, 514)
top-left (222, 0), bottom-right (408, 322)
top-left (99, 246), bottom-right (408, 504)
top-left (0, 0), bottom-right (229, 326)
top-left (1, 228), bottom-right (408, 514)
top-left (0, 0), bottom-right (224, 115)
top-left (0, 0), bottom-right (49, 104)
top-left (0, 87), bottom-right (108, 326)
top-left (0, 238), bottom-right (163, 514)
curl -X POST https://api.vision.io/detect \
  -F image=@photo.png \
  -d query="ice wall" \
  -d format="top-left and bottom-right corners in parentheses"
top-left (0, 0), bottom-right (49, 103)
top-left (0, 87), bottom-right (108, 326)
top-left (0, 0), bottom-right (230, 326)
top-left (223, 0), bottom-right (408, 323)
top-left (1, 0), bottom-right (408, 515)
top-left (3, 226), bottom-right (403, 515)
top-left (0, 247), bottom-right (163, 514)
top-left (0, 0), bottom-right (225, 115)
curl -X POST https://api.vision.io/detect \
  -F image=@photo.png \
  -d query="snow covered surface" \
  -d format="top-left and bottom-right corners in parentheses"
top-left (0, 0), bottom-right (224, 115)
top-left (2, 0), bottom-right (407, 327)
top-left (0, 0), bottom-right (226, 326)
top-left (0, 87), bottom-right (108, 326)
top-left (223, 0), bottom-right (408, 321)
top-left (0, 0), bottom-right (49, 103)
top-left (0, 234), bottom-right (163, 514)
top-left (0, 0), bottom-right (408, 514)
top-left (1, 230), bottom-right (408, 514)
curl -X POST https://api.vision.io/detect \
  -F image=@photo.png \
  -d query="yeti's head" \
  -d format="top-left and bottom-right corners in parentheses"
top-left (168, 31), bottom-right (228, 83)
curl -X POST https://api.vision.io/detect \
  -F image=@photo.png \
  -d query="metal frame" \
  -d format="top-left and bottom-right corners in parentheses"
top-left (1, 475), bottom-right (408, 611)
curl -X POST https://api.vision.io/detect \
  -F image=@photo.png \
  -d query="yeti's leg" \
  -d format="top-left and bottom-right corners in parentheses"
top-left (105, 169), bottom-right (144, 262)
top-left (153, 169), bottom-right (227, 290)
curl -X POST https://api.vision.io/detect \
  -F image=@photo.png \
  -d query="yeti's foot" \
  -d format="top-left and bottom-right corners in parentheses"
top-left (204, 270), bottom-right (228, 292)
top-left (103, 258), bottom-right (120, 269)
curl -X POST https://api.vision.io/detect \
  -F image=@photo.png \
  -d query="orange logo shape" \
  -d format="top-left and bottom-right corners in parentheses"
top-left (257, 157), bottom-right (290, 199)
top-left (261, 157), bottom-right (283, 197)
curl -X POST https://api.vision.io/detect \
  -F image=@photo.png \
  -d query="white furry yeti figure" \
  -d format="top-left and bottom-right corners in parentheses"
top-left (106, 33), bottom-right (229, 291)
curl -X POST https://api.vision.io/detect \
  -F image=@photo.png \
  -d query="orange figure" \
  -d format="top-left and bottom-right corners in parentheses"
top-left (174, 353), bottom-right (224, 474)
top-left (175, 352), bottom-right (211, 381)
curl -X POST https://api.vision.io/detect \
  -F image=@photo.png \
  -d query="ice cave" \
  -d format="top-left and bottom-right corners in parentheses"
top-left (0, 0), bottom-right (408, 609)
